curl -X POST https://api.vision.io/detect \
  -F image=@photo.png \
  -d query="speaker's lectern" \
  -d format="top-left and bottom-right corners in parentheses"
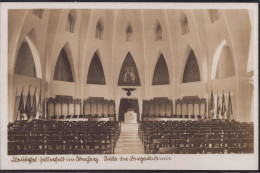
top-left (124, 108), bottom-right (137, 123)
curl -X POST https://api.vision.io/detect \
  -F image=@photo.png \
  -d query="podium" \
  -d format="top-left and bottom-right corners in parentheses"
top-left (124, 109), bottom-right (137, 123)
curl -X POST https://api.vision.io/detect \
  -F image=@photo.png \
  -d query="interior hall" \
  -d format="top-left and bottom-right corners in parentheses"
top-left (8, 9), bottom-right (255, 155)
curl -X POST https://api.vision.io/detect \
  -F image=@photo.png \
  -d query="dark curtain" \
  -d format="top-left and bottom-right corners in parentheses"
top-left (15, 42), bottom-right (37, 78)
top-left (53, 49), bottom-right (73, 82)
top-left (182, 50), bottom-right (201, 83)
top-left (87, 53), bottom-right (106, 85)
top-left (152, 54), bottom-right (170, 85)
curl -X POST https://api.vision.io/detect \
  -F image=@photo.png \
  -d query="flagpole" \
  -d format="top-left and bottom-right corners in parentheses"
top-left (209, 85), bottom-right (212, 120)
top-left (15, 87), bottom-right (18, 121)
top-left (217, 93), bottom-right (220, 119)
top-left (25, 84), bottom-right (32, 120)
top-left (33, 86), bottom-right (37, 120)
top-left (21, 86), bottom-right (24, 120)
top-left (40, 80), bottom-right (44, 119)
top-left (210, 86), bottom-right (211, 120)
top-left (20, 86), bottom-right (24, 121)
top-left (37, 81), bottom-right (42, 120)
top-left (223, 90), bottom-right (226, 119)
top-left (216, 91), bottom-right (218, 119)
top-left (222, 90), bottom-right (224, 119)
top-left (229, 90), bottom-right (234, 121)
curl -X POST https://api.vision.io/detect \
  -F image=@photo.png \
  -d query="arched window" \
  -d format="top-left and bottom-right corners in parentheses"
top-left (152, 54), bottom-right (170, 85)
top-left (215, 46), bottom-right (235, 79)
top-left (126, 25), bottom-right (133, 42)
top-left (15, 41), bottom-right (37, 78)
top-left (118, 52), bottom-right (141, 86)
top-left (66, 13), bottom-right (73, 33)
top-left (208, 9), bottom-right (220, 23)
top-left (53, 48), bottom-right (73, 82)
top-left (182, 17), bottom-right (190, 35)
top-left (182, 50), bottom-right (201, 83)
top-left (87, 52), bottom-right (106, 85)
top-left (96, 20), bottom-right (103, 40)
top-left (155, 23), bottom-right (162, 41)
top-left (32, 9), bottom-right (44, 19)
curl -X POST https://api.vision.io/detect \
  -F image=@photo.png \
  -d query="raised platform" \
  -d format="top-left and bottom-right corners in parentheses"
top-left (28, 117), bottom-right (114, 122)
top-left (51, 117), bottom-right (112, 121)
top-left (47, 115), bottom-right (116, 121)
top-left (142, 117), bottom-right (199, 121)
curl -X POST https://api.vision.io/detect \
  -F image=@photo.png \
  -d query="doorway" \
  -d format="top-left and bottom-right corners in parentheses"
top-left (119, 98), bottom-right (140, 122)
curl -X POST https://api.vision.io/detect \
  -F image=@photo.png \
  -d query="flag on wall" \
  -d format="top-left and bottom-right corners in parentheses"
top-left (18, 88), bottom-right (25, 120)
top-left (25, 85), bottom-right (32, 120)
top-left (36, 84), bottom-right (42, 119)
top-left (216, 93), bottom-right (221, 119)
top-left (209, 90), bottom-right (214, 119)
top-left (15, 88), bottom-right (18, 121)
top-left (204, 101), bottom-right (207, 119)
top-left (31, 87), bottom-right (37, 120)
top-left (227, 91), bottom-right (233, 120)
top-left (221, 91), bottom-right (226, 119)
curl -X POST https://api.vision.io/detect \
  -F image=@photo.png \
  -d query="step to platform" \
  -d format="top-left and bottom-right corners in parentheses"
top-left (114, 123), bottom-right (144, 154)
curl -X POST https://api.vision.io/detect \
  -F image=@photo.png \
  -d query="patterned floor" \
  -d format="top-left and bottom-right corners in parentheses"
top-left (114, 123), bottom-right (145, 154)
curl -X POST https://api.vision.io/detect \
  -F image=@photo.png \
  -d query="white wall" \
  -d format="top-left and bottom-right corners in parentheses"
top-left (8, 9), bottom-right (254, 122)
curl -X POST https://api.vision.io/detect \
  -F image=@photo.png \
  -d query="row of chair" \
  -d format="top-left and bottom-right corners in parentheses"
top-left (138, 120), bottom-right (254, 154)
top-left (50, 114), bottom-right (116, 121)
top-left (142, 114), bottom-right (202, 119)
top-left (8, 120), bottom-right (121, 155)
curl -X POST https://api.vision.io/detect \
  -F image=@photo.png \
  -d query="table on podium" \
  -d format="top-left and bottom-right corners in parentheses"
top-left (124, 110), bottom-right (137, 123)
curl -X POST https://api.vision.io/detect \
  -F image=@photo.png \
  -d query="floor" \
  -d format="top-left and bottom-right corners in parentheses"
top-left (114, 122), bottom-right (145, 154)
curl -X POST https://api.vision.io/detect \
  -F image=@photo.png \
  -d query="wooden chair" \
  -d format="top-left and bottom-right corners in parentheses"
top-left (170, 139), bottom-right (186, 152)
top-left (145, 134), bottom-right (161, 154)
top-left (204, 139), bottom-right (224, 154)
top-left (158, 147), bottom-right (179, 154)
top-left (152, 138), bottom-right (170, 154)
top-left (240, 138), bottom-right (254, 153)
top-left (224, 138), bottom-right (250, 153)
top-left (51, 115), bottom-right (57, 119)
top-left (172, 115), bottom-right (178, 118)
top-left (24, 141), bottom-right (45, 155)
top-left (180, 147), bottom-right (202, 154)
top-left (66, 115), bottom-right (72, 119)
top-left (73, 115), bottom-right (79, 118)
top-left (180, 138), bottom-right (204, 154)
top-left (78, 114), bottom-right (85, 118)
top-left (8, 141), bottom-right (24, 155)
top-left (190, 115), bottom-right (195, 119)
top-left (223, 139), bottom-right (240, 148)
top-left (189, 138), bottom-right (204, 148)
top-left (72, 149), bottom-right (94, 154)
top-left (206, 134), bottom-right (222, 140)
top-left (46, 140), bottom-right (70, 154)
top-left (59, 115), bottom-right (65, 119)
